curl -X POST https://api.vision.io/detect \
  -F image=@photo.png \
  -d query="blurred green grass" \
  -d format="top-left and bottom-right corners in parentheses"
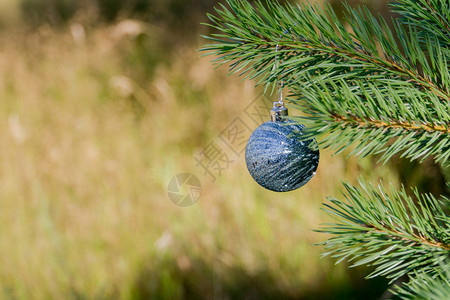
top-left (0, 0), bottom-right (437, 299)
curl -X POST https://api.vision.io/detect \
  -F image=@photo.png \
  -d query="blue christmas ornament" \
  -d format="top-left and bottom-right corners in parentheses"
top-left (245, 103), bottom-right (319, 192)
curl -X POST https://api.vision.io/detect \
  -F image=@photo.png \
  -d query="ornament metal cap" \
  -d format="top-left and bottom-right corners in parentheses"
top-left (270, 102), bottom-right (288, 122)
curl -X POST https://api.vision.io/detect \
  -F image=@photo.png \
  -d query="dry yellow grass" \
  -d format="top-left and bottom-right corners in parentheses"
top-left (0, 9), bottom-right (399, 299)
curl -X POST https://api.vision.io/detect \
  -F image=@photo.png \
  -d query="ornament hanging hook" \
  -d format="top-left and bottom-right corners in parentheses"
top-left (271, 29), bottom-right (289, 122)
top-left (275, 43), bottom-right (284, 107)
top-left (271, 44), bottom-right (288, 122)
top-left (275, 28), bottom-right (290, 106)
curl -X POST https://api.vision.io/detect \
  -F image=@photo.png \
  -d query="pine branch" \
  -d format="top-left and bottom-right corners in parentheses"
top-left (201, 0), bottom-right (450, 99)
top-left (392, 268), bottom-right (450, 299)
top-left (318, 180), bottom-right (450, 283)
top-left (202, 0), bottom-right (450, 164)
top-left (290, 79), bottom-right (450, 165)
top-left (390, 0), bottom-right (450, 48)
top-left (266, 37), bottom-right (447, 99)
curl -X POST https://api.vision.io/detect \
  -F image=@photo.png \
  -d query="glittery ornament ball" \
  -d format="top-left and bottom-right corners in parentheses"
top-left (245, 121), bottom-right (319, 192)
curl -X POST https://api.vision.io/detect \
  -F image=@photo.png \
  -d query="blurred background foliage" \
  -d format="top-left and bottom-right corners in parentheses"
top-left (0, 0), bottom-right (445, 299)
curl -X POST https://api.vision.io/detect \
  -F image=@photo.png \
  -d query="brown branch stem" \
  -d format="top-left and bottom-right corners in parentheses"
top-left (331, 113), bottom-right (450, 134)
top-left (370, 225), bottom-right (450, 251)
top-left (246, 34), bottom-right (450, 101)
